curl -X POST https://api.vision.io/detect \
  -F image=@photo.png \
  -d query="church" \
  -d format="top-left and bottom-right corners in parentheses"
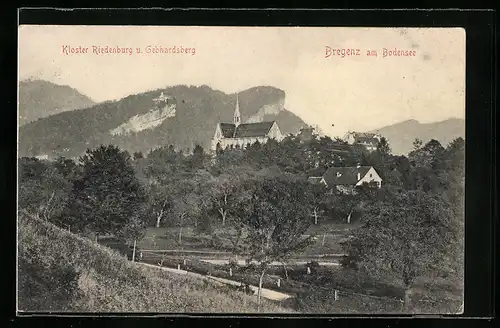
top-left (210, 95), bottom-right (284, 152)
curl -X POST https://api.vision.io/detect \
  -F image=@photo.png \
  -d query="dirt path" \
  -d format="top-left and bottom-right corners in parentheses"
top-left (136, 262), bottom-right (294, 301)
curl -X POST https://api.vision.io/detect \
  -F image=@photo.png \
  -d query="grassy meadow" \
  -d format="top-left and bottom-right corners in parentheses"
top-left (138, 222), bottom-right (352, 256)
top-left (139, 253), bottom-right (463, 314)
top-left (17, 214), bottom-right (461, 314)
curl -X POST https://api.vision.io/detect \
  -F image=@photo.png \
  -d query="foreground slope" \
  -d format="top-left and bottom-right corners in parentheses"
top-left (17, 215), bottom-right (292, 313)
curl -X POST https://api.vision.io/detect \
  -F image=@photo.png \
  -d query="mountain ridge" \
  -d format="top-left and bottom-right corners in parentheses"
top-left (18, 84), bottom-right (306, 159)
top-left (367, 117), bottom-right (465, 155)
top-left (18, 79), bottom-right (96, 126)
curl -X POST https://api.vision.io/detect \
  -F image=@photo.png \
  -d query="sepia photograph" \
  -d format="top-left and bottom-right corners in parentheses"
top-left (17, 25), bottom-right (465, 315)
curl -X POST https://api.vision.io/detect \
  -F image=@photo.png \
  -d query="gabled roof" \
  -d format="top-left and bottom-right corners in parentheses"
top-left (220, 123), bottom-right (236, 138)
top-left (348, 132), bottom-right (380, 145)
top-left (323, 166), bottom-right (373, 186)
top-left (353, 132), bottom-right (377, 139)
top-left (219, 121), bottom-right (275, 138)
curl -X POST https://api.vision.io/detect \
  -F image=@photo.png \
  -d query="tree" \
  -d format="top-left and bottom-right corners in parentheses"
top-left (148, 183), bottom-right (174, 228)
top-left (133, 151), bottom-right (144, 160)
top-left (347, 143), bottom-right (370, 168)
top-left (413, 138), bottom-right (423, 151)
top-left (306, 136), bottom-right (347, 172)
top-left (437, 137), bottom-right (465, 174)
top-left (408, 139), bottom-right (445, 168)
top-left (64, 145), bottom-right (148, 239)
top-left (376, 136), bottom-right (392, 157)
top-left (341, 183), bottom-right (379, 224)
top-left (168, 184), bottom-right (204, 244)
top-left (215, 142), bottom-right (223, 156)
top-left (18, 157), bottom-right (71, 224)
top-left (214, 148), bottom-right (245, 169)
top-left (206, 175), bottom-right (236, 226)
top-left (227, 175), bottom-right (317, 309)
top-left (189, 144), bottom-right (205, 169)
top-left (53, 157), bottom-right (79, 181)
top-left (433, 138), bottom-right (465, 280)
top-left (307, 182), bottom-right (328, 225)
top-left (390, 155), bottom-right (413, 189)
top-left (410, 165), bottom-right (440, 192)
top-left (341, 190), bottom-right (460, 311)
top-left (163, 172), bottom-right (211, 243)
top-left (147, 145), bottom-right (179, 165)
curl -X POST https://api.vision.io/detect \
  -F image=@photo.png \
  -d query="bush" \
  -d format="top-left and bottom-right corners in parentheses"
top-left (18, 257), bottom-right (83, 311)
top-left (340, 255), bottom-right (359, 270)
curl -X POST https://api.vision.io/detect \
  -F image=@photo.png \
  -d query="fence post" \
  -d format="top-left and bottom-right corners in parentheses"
top-left (177, 264), bottom-right (181, 270)
top-left (132, 239), bottom-right (137, 262)
top-left (229, 268), bottom-right (233, 277)
top-left (277, 278), bottom-right (281, 288)
top-left (183, 259), bottom-right (187, 266)
top-left (334, 290), bottom-right (338, 301)
top-left (307, 266), bottom-right (311, 274)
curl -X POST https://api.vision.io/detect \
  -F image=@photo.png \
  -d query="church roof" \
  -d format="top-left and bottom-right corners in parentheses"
top-left (219, 122), bottom-right (275, 138)
top-left (220, 123), bottom-right (236, 138)
top-left (323, 166), bottom-right (373, 186)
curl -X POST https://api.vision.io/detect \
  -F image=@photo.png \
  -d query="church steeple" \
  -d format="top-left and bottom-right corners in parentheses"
top-left (233, 93), bottom-right (241, 127)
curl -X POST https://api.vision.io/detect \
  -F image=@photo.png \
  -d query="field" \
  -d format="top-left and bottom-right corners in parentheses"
top-left (135, 222), bottom-right (463, 314)
top-left (17, 215), bottom-right (293, 313)
top-left (17, 216), bottom-right (462, 314)
top-left (138, 222), bottom-right (354, 256)
top-left (139, 254), bottom-right (463, 314)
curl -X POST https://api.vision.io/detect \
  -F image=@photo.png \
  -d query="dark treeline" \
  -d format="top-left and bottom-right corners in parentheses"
top-left (18, 134), bottom-right (464, 236)
top-left (18, 133), bottom-right (464, 310)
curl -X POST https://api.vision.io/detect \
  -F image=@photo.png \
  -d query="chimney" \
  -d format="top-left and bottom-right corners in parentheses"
top-left (357, 172), bottom-right (361, 181)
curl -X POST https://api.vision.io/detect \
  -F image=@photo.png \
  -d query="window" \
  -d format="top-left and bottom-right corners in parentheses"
top-left (369, 173), bottom-right (372, 178)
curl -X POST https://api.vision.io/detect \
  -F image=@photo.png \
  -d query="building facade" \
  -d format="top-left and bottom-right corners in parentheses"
top-left (344, 132), bottom-right (382, 152)
top-left (310, 165), bottom-right (383, 194)
top-left (210, 94), bottom-right (284, 152)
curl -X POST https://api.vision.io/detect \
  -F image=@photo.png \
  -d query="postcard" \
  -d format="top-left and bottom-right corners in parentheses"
top-left (17, 25), bottom-right (465, 315)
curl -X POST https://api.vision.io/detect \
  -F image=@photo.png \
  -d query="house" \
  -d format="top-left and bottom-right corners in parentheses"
top-left (316, 165), bottom-right (382, 194)
top-left (153, 91), bottom-right (173, 104)
top-left (210, 94), bottom-right (284, 152)
top-left (344, 132), bottom-right (382, 152)
top-left (297, 126), bottom-right (315, 143)
top-left (34, 154), bottom-right (49, 160)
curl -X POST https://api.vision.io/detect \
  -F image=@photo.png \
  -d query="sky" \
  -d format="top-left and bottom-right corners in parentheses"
top-left (18, 25), bottom-right (465, 137)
